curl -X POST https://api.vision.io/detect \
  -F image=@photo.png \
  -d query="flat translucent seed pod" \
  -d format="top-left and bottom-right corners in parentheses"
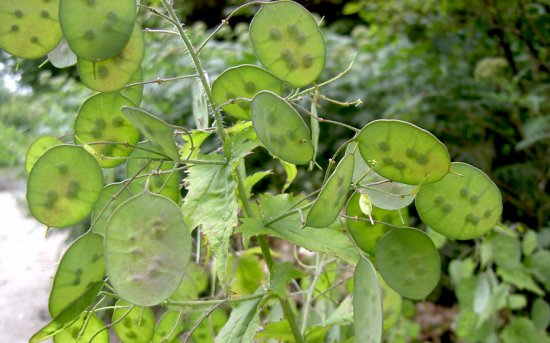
top-left (212, 65), bottom-right (284, 120)
top-left (121, 106), bottom-right (179, 162)
top-left (105, 192), bottom-right (191, 306)
top-left (112, 300), bottom-right (155, 343)
top-left (346, 193), bottom-right (409, 255)
top-left (120, 67), bottom-right (144, 106)
top-left (357, 119), bottom-right (450, 185)
top-left (59, 0), bottom-right (136, 61)
top-left (152, 311), bottom-right (185, 343)
top-left (126, 142), bottom-right (181, 203)
top-left (415, 162), bottom-right (503, 240)
top-left (30, 281), bottom-right (104, 343)
top-left (249, 1), bottom-right (326, 87)
top-left (0, 0), bottom-right (62, 59)
top-left (49, 233), bottom-right (105, 317)
top-left (48, 38), bottom-right (77, 69)
top-left (77, 24), bottom-right (144, 92)
top-left (375, 228), bottom-right (441, 300)
top-left (251, 91), bottom-right (314, 165)
top-left (306, 154), bottom-right (355, 228)
top-left (353, 258), bottom-right (383, 343)
top-left (53, 314), bottom-right (107, 343)
top-left (25, 135), bottom-right (62, 174)
top-left (26, 145), bottom-right (103, 228)
top-left (91, 182), bottom-right (133, 235)
top-left (74, 92), bottom-right (140, 168)
top-left (360, 171), bottom-right (417, 210)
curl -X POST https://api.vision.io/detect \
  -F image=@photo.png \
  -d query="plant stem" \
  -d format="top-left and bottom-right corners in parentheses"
top-left (159, 0), bottom-right (226, 142)
top-left (165, 292), bottom-right (266, 307)
top-left (235, 164), bottom-right (306, 343)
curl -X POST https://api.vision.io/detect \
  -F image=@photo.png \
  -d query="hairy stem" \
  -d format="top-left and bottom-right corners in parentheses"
top-left (159, 0), bottom-right (226, 142)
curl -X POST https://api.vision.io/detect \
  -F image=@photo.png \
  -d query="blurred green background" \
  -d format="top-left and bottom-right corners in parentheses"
top-left (1, 0), bottom-right (549, 341)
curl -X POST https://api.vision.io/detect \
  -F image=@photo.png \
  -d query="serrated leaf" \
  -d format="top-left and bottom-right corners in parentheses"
top-left (501, 317), bottom-right (550, 343)
top-left (497, 265), bottom-right (544, 295)
top-left (224, 121), bottom-right (261, 162)
top-left (215, 295), bottom-right (263, 343)
top-left (522, 230), bottom-right (538, 256)
top-left (243, 171), bottom-right (272, 197)
top-left (270, 262), bottom-right (305, 298)
top-left (182, 163), bottom-right (238, 287)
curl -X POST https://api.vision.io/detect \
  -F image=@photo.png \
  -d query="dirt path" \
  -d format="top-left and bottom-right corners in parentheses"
top-left (0, 191), bottom-right (68, 342)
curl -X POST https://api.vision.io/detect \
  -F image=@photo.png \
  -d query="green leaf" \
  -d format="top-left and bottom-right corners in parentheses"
top-left (77, 23), bottom-right (143, 92)
top-left (215, 295), bottom-right (263, 343)
top-left (105, 192), bottom-right (192, 306)
top-left (353, 258), bottom-right (383, 343)
top-left (256, 321), bottom-right (293, 342)
top-left (306, 153), bottom-right (354, 228)
top-left (357, 119), bottom-right (450, 185)
top-left (49, 233), bottom-right (105, 317)
top-left (269, 262), bottom-right (305, 298)
top-left (501, 317), bottom-right (550, 343)
top-left (522, 230), bottom-right (538, 256)
top-left (224, 121), bottom-right (261, 162)
top-left (228, 253), bottom-right (265, 296)
top-left (212, 64), bottom-right (285, 120)
top-left (112, 300), bottom-right (155, 343)
top-left (121, 106), bottom-right (179, 161)
top-left (279, 159), bottom-right (297, 192)
top-left (251, 91), bottom-right (314, 165)
top-left (237, 193), bottom-right (359, 264)
top-left (530, 250), bottom-right (550, 290)
top-left (30, 281), bottom-right (104, 343)
top-left (449, 258), bottom-right (476, 284)
top-left (491, 232), bottom-right (521, 269)
top-left (243, 170), bottom-right (272, 197)
top-left (497, 265), bottom-right (544, 296)
top-left (0, 0), bottom-right (62, 59)
top-left (473, 273), bottom-right (490, 315)
top-left (416, 162), bottom-right (503, 240)
top-left (26, 145), bottom-right (104, 228)
top-left (325, 296), bottom-right (353, 326)
top-left (375, 228), bottom-right (441, 300)
top-left (531, 298), bottom-right (550, 331)
top-left (182, 163), bottom-right (238, 287)
top-left (250, 1), bottom-right (326, 87)
top-left (60, 0), bottom-right (136, 60)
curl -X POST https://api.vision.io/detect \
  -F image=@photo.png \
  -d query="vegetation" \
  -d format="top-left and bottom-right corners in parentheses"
top-left (0, 0), bottom-right (549, 342)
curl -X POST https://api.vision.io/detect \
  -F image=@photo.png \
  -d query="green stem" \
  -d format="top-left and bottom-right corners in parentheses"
top-left (164, 292), bottom-right (266, 307)
top-left (235, 163), bottom-right (306, 343)
top-left (159, 0), bottom-right (226, 142)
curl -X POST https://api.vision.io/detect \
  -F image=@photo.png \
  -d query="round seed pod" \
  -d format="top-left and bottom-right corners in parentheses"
top-left (105, 192), bottom-right (191, 306)
top-left (0, 0), bottom-right (62, 58)
top-left (25, 135), bottom-right (62, 174)
top-left (415, 162), bottom-right (502, 240)
top-left (375, 228), bottom-right (441, 300)
top-left (249, 1), bottom-right (326, 87)
top-left (112, 300), bottom-right (155, 343)
top-left (357, 119), bottom-right (450, 185)
top-left (212, 65), bottom-right (284, 120)
top-left (251, 91), bottom-right (314, 165)
top-left (26, 145), bottom-right (103, 228)
top-left (59, 0), bottom-right (136, 61)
